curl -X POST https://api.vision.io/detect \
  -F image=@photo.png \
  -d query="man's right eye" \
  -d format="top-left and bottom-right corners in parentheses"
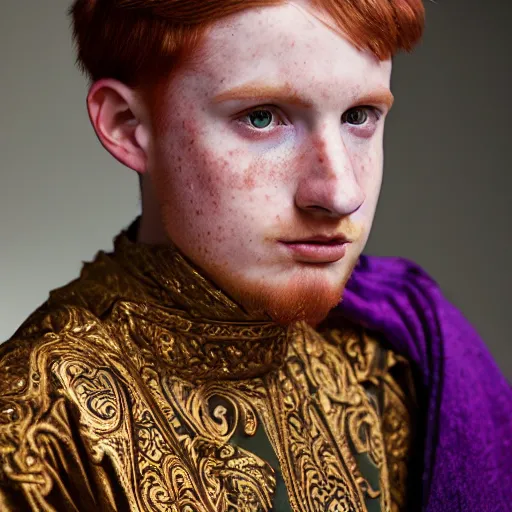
top-left (237, 106), bottom-right (285, 131)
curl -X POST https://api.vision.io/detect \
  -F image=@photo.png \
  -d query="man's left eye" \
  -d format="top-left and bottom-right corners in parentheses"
top-left (342, 107), bottom-right (380, 126)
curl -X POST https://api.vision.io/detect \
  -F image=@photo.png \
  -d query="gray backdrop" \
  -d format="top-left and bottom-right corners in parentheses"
top-left (1, 0), bottom-right (510, 378)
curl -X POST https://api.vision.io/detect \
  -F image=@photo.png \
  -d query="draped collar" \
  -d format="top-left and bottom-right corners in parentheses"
top-left (82, 218), bottom-right (293, 381)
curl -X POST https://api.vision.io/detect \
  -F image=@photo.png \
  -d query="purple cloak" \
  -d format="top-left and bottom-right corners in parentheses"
top-left (337, 255), bottom-right (512, 512)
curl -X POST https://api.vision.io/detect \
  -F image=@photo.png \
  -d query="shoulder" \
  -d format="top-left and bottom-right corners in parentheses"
top-left (0, 302), bottom-right (124, 494)
top-left (0, 296), bottom-right (127, 412)
top-left (320, 315), bottom-right (416, 393)
top-left (346, 254), bottom-right (441, 302)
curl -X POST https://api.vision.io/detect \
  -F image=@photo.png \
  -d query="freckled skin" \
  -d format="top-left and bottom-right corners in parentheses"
top-left (142, 1), bottom-right (392, 325)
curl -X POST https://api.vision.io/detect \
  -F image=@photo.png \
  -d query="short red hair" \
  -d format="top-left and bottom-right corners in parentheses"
top-left (69, 0), bottom-right (425, 89)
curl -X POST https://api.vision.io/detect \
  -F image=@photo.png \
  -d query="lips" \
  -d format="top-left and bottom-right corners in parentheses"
top-left (279, 235), bottom-right (350, 263)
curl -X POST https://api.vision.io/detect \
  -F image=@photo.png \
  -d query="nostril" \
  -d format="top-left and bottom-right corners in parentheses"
top-left (305, 205), bottom-right (331, 214)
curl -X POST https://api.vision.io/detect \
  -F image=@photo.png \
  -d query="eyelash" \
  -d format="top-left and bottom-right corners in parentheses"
top-left (236, 105), bottom-right (382, 132)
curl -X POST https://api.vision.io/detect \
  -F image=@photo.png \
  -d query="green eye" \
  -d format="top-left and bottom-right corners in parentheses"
top-left (248, 110), bottom-right (273, 129)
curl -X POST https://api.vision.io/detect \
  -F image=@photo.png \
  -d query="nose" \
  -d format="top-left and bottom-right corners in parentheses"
top-left (294, 125), bottom-right (365, 218)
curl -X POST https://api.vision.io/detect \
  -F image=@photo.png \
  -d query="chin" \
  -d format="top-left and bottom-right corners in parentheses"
top-left (217, 262), bottom-right (358, 327)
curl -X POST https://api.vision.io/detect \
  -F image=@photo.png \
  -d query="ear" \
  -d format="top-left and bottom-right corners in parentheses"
top-left (86, 79), bottom-right (151, 174)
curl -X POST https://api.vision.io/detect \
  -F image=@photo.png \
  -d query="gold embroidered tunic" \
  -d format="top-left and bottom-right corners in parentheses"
top-left (0, 226), bottom-right (417, 511)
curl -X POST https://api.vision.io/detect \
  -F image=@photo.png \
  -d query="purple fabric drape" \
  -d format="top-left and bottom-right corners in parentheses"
top-left (337, 255), bottom-right (512, 511)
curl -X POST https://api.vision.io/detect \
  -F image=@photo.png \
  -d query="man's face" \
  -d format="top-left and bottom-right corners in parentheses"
top-left (144, 2), bottom-right (393, 326)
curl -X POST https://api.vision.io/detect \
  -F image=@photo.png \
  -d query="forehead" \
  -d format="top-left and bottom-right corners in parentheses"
top-left (185, 2), bottom-right (392, 99)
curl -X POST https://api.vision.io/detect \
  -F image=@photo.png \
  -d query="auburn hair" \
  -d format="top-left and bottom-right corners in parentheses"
top-left (69, 0), bottom-right (425, 91)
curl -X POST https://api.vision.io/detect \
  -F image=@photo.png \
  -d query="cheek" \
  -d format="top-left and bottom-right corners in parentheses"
top-left (353, 148), bottom-right (383, 191)
top-left (350, 150), bottom-right (383, 224)
top-left (228, 153), bottom-right (293, 192)
top-left (154, 143), bottom-right (255, 257)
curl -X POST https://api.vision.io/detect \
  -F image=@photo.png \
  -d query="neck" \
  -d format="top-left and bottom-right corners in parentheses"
top-left (137, 209), bottom-right (168, 246)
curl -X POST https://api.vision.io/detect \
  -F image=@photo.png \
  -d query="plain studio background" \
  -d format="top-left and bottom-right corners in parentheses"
top-left (0, 0), bottom-right (510, 379)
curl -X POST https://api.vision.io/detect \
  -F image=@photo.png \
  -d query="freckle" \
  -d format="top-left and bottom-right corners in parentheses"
top-left (243, 174), bottom-right (255, 188)
top-left (207, 231), bottom-right (211, 235)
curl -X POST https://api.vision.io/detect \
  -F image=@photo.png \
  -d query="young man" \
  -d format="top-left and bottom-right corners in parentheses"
top-left (0, 0), bottom-right (510, 511)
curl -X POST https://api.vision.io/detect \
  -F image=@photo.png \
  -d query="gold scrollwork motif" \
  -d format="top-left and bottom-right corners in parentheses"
top-left (0, 226), bottom-right (415, 511)
top-left (289, 326), bottom-right (390, 506)
top-left (161, 377), bottom-right (276, 511)
top-left (265, 366), bottom-right (365, 512)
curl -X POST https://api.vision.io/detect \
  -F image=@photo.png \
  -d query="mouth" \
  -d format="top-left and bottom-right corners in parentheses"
top-left (278, 235), bottom-right (351, 263)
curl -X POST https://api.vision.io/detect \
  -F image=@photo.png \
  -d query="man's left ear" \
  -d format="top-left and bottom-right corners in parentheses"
top-left (86, 78), bottom-right (151, 174)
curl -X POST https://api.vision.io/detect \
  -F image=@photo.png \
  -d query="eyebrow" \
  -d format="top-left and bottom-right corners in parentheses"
top-left (212, 82), bottom-right (394, 110)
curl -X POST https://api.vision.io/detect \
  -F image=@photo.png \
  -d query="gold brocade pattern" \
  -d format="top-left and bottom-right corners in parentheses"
top-left (0, 227), bottom-right (416, 511)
